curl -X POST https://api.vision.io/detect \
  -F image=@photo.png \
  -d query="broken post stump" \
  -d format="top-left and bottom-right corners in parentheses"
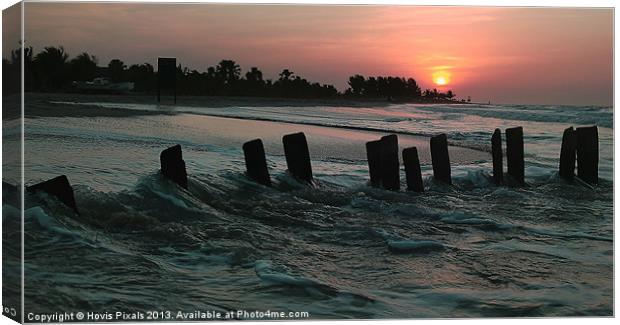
top-left (576, 126), bottom-right (598, 185)
top-left (27, 175), bottom-right (78, 214)
top-left (430, 134), bottom-right (451, 185)
top-left (559, 126), bottom-right (576, 181)
top-left (491, 128), bottom-right (503, 185)
top-left (282, 132), bottom-right (313, 183)
top-left (506, 126), bottom-right (524, 185)
top-left (366, 139), bottom-right (382, 187)
top-left (380, 134), bottom-right (400, 191)
top-left (160, 144), bottom-right (188, 189)
top-left (242, 139), bottom-right (271, 186)
top-left (402, 147), bottom-right (424, 192)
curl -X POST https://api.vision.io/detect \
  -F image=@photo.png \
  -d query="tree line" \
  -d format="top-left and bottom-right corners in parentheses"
top-left (3, 46), bottom-right (458, 101)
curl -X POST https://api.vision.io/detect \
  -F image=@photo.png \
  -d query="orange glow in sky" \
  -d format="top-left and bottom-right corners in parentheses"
top-left (13, 4), bottom-right (614, 105)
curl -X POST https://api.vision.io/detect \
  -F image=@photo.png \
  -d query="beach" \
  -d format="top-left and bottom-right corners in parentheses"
top-left (2, 93), bottom-right (613, 317)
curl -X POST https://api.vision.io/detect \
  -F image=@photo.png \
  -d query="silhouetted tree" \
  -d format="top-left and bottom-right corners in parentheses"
top-left (344, 74), bottom-right (426, 99)
top-left (3, 49), bottom-right (20, 94)
top-left (446, 90), bottom-right (455, 100)
top-left (405, 78), bottom-right (421, 97)
top-left (212, 60), bottom-right (240, 95)
top-left (33, 46), bottom-right (69, 90)
top-left (245, 67), bottom-right (265, 95)
top-left (127, 63), bottom-right (155, 92)
top-left (107, 59), bottom-right (126, 82)
top-left (348, 74), bottom-right (365, 95)
top-left (69, 52), bottom-right (98, 82)
top-left (216, 60), bottom-right (240, 84)
top-left (14, 44), bottom-right (456, 102)
top-left (278, 69), bottom-right (294, 82)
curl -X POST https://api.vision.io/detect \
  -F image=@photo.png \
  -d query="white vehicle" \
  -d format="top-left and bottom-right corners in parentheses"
top-left (73, 77), bottom-right (134, 93)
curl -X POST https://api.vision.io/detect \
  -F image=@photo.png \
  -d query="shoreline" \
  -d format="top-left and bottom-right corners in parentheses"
top-left (30, 91), bottom-right (472, 106)
top-left (12, 92), bottom-right (476, 118)
top-left (17, 92), bottom-right (491, 154)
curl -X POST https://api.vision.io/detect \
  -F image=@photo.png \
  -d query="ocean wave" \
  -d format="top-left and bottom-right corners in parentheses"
top-left (414, 104), bottom-right (613, 128)
top-left (387, 239), bottom-right (445, 253)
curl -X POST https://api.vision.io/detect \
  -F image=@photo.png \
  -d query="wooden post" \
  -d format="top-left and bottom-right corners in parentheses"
top-left (402, 147), bottom-right (424, 192)
top-left (491, 128), bottom-right (503, 184)
top-left (380, 134), bottom-right (400, 191)
top-left (242, 139), bottom-right (271, 186)
top-left (160, 144), bottom-right (188, 189)
top-left (430, 134), bottom-right (451, 185)
top-left (282, 132), bottom-right (313, 183)
top-left (505, 126), bottom-right (524, 185)
top-left (559, 126), bottom-right (576, 181)
top-left (27, 175), bottom-right (78, 214)
top-left (576, 126), bottom-right (598, 185)
top-left (365, 139), bottom-right (382, 187)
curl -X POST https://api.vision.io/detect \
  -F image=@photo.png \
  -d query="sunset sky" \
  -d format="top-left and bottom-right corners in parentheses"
top-left (9, 3), bottom-right (614, 105)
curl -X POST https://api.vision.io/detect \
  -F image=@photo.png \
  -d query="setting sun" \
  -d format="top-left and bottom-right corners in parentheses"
top-left (432, 71), bottom-right (451, 86)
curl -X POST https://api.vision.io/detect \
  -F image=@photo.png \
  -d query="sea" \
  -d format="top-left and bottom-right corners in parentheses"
top-left (2, 97), bottom-right (613, 318)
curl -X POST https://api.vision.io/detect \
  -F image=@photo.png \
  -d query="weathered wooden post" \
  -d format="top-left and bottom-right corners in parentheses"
top-left (365, 139), bottom-right (382, 187)
top-left (2, 181), bottom-right (19, 206)
top-left (576, 126), bottom-right (598, 185)
top-left (402, 147), bottom-right (424, 192)
top-left (505, 126), bottom-right (524, 185)
top-left (491, 128), bottom-right (503, 184)
top-left (157, 57), bottom-right (177, 104)
top-left (242, 139), bottom-right (271, 186)
top-left (27, 175), bottom-right (78, 214)
top-left (559, 126), bottom-right (576, 181)
top-left (430, 134), bottom-right (451, 185)
top-left (160, 144), bottom-right (188, 189)
top-left (380, 134), bottom-right (400, 191)
top-left (282, 132), bottom-right (313, 183)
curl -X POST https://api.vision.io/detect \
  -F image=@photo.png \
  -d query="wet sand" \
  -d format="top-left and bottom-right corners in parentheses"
top-left (16, 92), bottom-right (489, 166)
top-left (149, 113), bottom-right (489, 165)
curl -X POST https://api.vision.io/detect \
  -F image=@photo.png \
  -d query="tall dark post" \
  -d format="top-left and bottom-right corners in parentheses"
top-left (157, 57), bottom-right (177, 104)
top-left (575, 126), bottom-right (598, 185)
top-left (559, 126), bottom-right (576, 181)
top-left (402, 147), bottom-right (424, 192)
top-left (365, 140), bottom-right (382, 187)
top-left (27, 175), bottom-right (78, 214)
top-left (282, 132), bottom-right (313, 183)
top-left (505, 126), bottom-right (524, 185)
top-left (380, 134), bottom-right (400, 191)
top-left (242, 139), bottom-right (271, 186)
top-left (160, 144), bottom-right (188, 189)
top-left (491, 128), bottom-right (503, 185)
top-left (430, 134), bottom-right (451, 185)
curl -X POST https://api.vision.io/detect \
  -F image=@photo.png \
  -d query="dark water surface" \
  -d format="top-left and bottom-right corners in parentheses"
top-left (2, 97), bottom-right (613, 318)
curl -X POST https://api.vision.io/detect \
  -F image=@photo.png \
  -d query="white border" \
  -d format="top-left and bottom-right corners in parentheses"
top-left (0, 1), bottom-right (617, 325)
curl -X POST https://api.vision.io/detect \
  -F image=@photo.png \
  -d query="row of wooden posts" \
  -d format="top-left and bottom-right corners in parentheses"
top-left (161, 124), bottom-right (599, 192)
top-left (15, 125), bottom-right (597, 216)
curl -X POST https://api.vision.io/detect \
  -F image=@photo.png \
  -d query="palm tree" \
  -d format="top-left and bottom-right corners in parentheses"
top-left (70, 52), bottom-right (98, 81)
top-left (216, 60), bottom-right (241, 85)
top-left (245, 67), bottom-right (265, 95)
top-left (33, 46), bottom-right (69, 90)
